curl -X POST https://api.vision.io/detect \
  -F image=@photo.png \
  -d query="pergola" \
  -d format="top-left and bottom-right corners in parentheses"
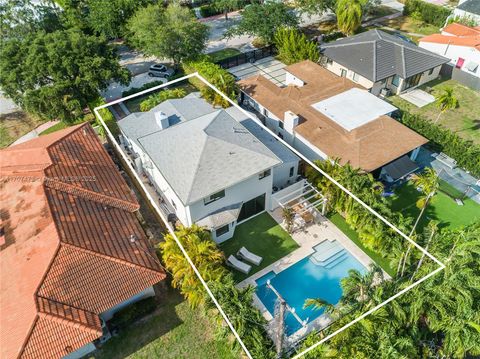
top-left (273, 181), bottom-right (327, 217)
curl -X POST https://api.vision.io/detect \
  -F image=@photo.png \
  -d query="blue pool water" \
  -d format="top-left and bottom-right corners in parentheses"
top-left (255, 241), bottom-right (366, 336)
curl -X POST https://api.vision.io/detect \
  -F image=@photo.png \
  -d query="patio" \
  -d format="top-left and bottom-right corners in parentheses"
top-left (227, 57), bottom-right (287, 86)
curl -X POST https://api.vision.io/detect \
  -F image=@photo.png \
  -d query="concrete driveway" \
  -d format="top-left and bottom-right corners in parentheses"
top-left (102, 73), bottom-right (167, 102)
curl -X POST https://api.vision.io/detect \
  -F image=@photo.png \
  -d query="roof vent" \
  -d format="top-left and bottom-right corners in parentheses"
top-left (129, 234), bottom-right (137, 243)
top-left (155, 111), bottom-right (169, 130)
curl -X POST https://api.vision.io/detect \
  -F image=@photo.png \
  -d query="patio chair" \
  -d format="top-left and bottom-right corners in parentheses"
top-left (226, 255), bottom-right (252, 275)
top-left (237, 247), bottom-right (263, 266)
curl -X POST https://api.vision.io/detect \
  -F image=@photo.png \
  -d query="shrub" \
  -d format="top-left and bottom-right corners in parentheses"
top-left (274, 27), bottom-right (320, 65)
top-left (447, 15), bottom-right (479, 27)
top-left (121, 80), bottom-right (165, 97)
top-left (89, 97), bottom-right (118, 137)
top-left (183, 60), bottom-right (238, 108)
top-left (403, 0), bottom-right (451, 27)
top-left (139, 88), bottom-right (187, 111)
top-left (109, 296), bottom-right (157, 329)
top-left (199, 4), bottom-right (221, 17)
top-left (399, 112), bottom-right (480, 177)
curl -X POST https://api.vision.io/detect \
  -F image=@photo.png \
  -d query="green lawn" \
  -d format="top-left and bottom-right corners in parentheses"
top-left (327, 213), bottom-right (396, 277)
top-left (387, 181), bottom-right (480, 232)
top-left (379, 16), bottom-right (440, 43)
top-left (207, 48), bottom-right (241, 63)
top-left (389, 78), bottom-right (480, 145)
top-left (220, 212), bottom-right (299, 282)
top-left (91, 290), bottom-right (238, 359)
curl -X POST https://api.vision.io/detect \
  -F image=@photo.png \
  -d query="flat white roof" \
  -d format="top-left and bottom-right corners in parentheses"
top-left (311, 88), bottom-right (397, 131)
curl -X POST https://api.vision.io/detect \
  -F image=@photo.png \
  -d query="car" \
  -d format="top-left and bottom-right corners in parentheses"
top-left (147, 64), bottom-right (175, 78)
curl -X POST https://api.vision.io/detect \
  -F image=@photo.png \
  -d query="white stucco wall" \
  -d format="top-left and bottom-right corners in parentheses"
top-left (420, 41), bottom-right (480, 78)
top-left (323, 61), bottom-right (376, 89)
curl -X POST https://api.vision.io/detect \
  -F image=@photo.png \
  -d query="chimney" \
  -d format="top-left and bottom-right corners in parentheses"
top-left (285, 71), bottom-right (305, 87)
top-left (284, 111), bottom-right (299, 134)
top-left (155, 111), bottom-right (169, 130)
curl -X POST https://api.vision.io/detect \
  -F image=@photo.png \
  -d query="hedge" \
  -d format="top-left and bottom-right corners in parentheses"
top-left (109, 296), bottom-right (157, 329)
top-left (199, 4), bottom-right (221, 18)
top-left (400, 112), bottom-right (480, 177)
top-left (121, 80), bottom-right (165, 97)
top-left (403, 0), bottom-right (451, 27)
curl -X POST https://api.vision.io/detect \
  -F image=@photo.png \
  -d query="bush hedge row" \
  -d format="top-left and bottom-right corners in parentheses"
top-left (109, 296), bottom-right (157, 329)
top-left (199, 4), bottom-right (221, 18)
top-left (399, 112), bottom-right (480, 177)
top-left (121, 80), bottom-right (165, 97)
top-left (403, 0), bottom-right (451, 27)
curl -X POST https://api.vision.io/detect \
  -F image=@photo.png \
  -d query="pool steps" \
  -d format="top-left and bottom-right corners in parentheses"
top-left (310, 239), bottom-right (347, 268)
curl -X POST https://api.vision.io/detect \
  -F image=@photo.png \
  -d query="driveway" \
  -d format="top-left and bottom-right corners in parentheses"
top-left (102, 73), bottom-right (167, 102)
top-left (228, 57), bottom-right (287, 86)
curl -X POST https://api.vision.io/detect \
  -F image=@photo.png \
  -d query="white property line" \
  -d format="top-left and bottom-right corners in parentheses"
top-left (95, 72), bottom-right (445, 359)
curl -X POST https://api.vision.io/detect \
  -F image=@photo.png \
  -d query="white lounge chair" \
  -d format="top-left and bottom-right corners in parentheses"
top-left (226, 255), bottom-right (251, 274)
top-left (237, 247), bottom-right (263, 266)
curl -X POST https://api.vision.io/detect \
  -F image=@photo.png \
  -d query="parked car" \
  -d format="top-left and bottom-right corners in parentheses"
top-left (148, 64), bottom-right (175, 78)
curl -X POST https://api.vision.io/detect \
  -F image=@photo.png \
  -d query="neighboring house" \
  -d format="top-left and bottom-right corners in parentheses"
top-left (452, 0), bottom-right (480, 25)
top-left (238, 60), bottom-right (428, 181)
top-left (0, 124), bottom-right (166, 359)
top-left (419, 23), bottom-right (480, 78)
top-left (320, 30), bottom-right (449, 96)
top-left (118, 93), bottom-right (299, 243)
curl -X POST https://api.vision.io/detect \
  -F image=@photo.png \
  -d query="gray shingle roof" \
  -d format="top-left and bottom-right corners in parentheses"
top-left (320, 29), bottom-right (449, 82)
top-left (457, 0), bottom-right (480, 15)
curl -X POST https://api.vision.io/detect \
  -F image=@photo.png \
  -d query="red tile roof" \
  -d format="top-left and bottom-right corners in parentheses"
top-left (442, 23), bottom-right (480, 37)
top-left (1, 124), bottom-right (166, 359)
top-left (420, 23), bottom-right (480, 51)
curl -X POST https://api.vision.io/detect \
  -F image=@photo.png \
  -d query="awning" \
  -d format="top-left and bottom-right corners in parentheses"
top-left (383, 155), bottom-right (419, 181)
top-left (196, 203), bottom-right (242, 229)
top-left (465, 61), bottom-right (478, 72)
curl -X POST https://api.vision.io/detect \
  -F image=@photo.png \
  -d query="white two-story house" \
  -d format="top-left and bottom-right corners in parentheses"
top-left (118, 93), bottom-right (299, 243)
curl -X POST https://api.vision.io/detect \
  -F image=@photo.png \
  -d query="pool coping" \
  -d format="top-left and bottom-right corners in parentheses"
top-left (237, 209), bottom-right (390, 343)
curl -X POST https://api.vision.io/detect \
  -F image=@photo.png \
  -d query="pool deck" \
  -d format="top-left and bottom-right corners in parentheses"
top-left (237, 207), bottom-right (387, 345)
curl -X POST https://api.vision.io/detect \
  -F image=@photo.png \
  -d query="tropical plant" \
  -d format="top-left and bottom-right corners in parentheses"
top-left (127, 3), bottom-right (209, 65)
top-left (282, 207), bottom-right (295, 234)
top-left (274, 27), bottom-right (320, 65)
top-left (403, 0), bottom-right (452, 27)
top-left (160, 224), bottom-right (227, 308)
top-left (434, 87), bottom-right (459, 124)
top-left (303, 298), bottom-right (335, 313)
top-left (139, 88), bottom-right (187, 112)
top-left (340, 263), bottom-right (384, 310)
top-left (224, 2), bottom-right (299, 44)
top-left (183, 60), bottom-right (238, 108)
top-left (336, 0), bottom-right (363, 36)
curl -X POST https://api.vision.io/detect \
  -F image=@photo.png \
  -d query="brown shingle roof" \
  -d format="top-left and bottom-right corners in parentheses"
top-left (239, 60), bottom-right (428, 172)
top-left (0, 124), bottom-right (166, 359)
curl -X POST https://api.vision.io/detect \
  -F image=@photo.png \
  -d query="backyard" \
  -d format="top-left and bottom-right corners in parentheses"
top-left (378, 15), bottom-right (440, 43)
top-left (92, 289), bottom-right (238, 359)
top-left (207, 48), bottom-right (241, 63)
top-left (0, 111), bottom-right (45, 148)
top-left (220, 212), bottom-right (299, 282)
top-left (389, 78), bottom-right (480, 145)
top-left (387, 180), bottom-right (480, 233)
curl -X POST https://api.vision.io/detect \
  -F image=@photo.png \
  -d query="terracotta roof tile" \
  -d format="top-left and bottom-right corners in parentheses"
top-left (442, 23), bottom-right (480, 37)
top-left (1, 123), bottom-right (166, 359)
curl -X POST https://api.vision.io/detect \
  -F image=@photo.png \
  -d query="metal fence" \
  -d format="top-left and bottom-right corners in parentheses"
top-left (440, 63), bottom-right (480, 91)
top-left (215, 45), bottom-right (277, 69)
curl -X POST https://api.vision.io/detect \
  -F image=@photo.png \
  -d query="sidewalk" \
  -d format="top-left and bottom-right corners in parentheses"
top-left (10, 120), bottom-right (60, 146)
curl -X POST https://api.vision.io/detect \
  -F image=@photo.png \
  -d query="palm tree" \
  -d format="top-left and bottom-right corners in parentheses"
top-left (398, 168), bottom-right (439, 277)
top-left (434, 87), bottom-right (458, 124)
top-left (336, 0), bottom-right (363, 36)
top-left (303, 297), bottom-right (335, 313)
top-left (340, 264), bottom-right (384, 309)
top-left (160, 224), bottom-right (227, 308)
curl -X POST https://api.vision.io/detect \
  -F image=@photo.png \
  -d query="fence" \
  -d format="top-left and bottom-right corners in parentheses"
top-left (215, 45), bottom-right (277, 69)
top-left (440, 63), bottom-right (480, 91)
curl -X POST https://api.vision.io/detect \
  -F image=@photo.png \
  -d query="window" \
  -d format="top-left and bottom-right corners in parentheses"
top-left (391, 75), bottom-right (401, 87)
top-left (352, 72), bottom-right (359, 82)
top-left (237, 194), bottom-right (266, 222)
top-left (171, 199), bottom-right (177, 210)
top-left (215, 224), bottom-right (229, 237)
top-left (204, 190), bottom-right (225, 205)
top-left (289, 167), bottom-right (295, 177)
top-left (428, 68), bottom-right (434, 76)
top-left (279, 121), bottom-right (284, 130)
top-left (340, 69), bottom-right (347, 78)
top-left (259, 169), bottom-right (271, 180)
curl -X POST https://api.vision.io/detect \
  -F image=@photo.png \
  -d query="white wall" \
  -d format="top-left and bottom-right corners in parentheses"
top-left (420, 41), bottom-right (480, 78)
top-left (285, 71), bottom-right (305, 87)
top-left (64, 342), bottom-right (97, 359)
top-left (323, 61), bottom-right (376, 90)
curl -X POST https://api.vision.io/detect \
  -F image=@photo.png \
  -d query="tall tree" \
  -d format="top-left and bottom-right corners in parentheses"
top-left (336, 0), bottom-right (363, 36)
top-left (274, 27), bottom-right (320, 65)
top-left (434, 87), bottom-right (458, 124)
top-left (213, 0), bottom-right (239, 21)
top-left (0, 29), bottom-right (130, 123)
top-left (127, 3), bottom-right (208, 65)
top-left (224, 2), bottom-right (298, 44)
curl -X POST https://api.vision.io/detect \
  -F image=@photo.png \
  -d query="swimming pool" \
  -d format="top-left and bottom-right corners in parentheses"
top-left (255, 239), bottom-right (366, 336)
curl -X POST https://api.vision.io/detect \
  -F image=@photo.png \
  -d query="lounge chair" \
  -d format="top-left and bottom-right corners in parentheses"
top-left (226, 255), bottom-right (251, 274)
top-left (237, 247), bottom-right (263, 266)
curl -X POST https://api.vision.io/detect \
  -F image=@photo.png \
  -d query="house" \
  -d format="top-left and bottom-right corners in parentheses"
top-left (118, 93), bottom-right (299, 243)
top-left (419, 23), bottom-right (480, 78)
top-left (0, 124), bottom-right (166, 359)
top-left (238, 60), bottom-right (428, 180)
top-left (320, 29), bottom-right (449, 96)
top-left (452, 0), bottom-right (480, 26)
